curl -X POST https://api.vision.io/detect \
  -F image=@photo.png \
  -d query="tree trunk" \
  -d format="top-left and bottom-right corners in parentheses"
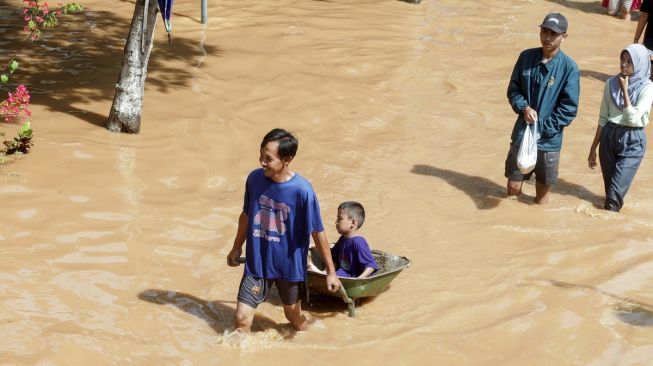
top-left (106, 0), bottom-right (158, 133)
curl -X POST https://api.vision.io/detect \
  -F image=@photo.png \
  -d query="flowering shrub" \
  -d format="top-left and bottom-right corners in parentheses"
top-left (3, 121), bottom-right (33, 155)
top-left (22, 1), bottom-right (84, 40)
top-left (0, 84), bottom-right (31, 123)
top-left (0, 0), bottom-right (82, 157)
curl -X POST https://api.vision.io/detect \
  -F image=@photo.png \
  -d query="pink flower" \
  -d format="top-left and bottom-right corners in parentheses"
top-left (0, 85), bottom-right (31, 123)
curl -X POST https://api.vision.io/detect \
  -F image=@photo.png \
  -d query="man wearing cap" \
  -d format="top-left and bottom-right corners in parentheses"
top-left (504, 12), bottom-right (580, 204)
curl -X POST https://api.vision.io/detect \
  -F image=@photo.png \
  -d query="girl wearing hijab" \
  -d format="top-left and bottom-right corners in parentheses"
top-left (588, 43), bottom-right (653, 212)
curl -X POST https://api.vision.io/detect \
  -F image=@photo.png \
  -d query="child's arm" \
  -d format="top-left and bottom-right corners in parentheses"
top-left (357, 267), bottom-right (376, 279)
top-left (353, 237), bottom-right (378, 278)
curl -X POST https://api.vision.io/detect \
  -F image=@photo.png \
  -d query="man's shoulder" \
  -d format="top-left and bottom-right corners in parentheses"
top-left (289, 173), bottom-right (316, 191)
top-left (517, 47), bottom-right (541, 60)
top-left (247, 168), bottom-right (264, 179)
top-left (245, 168), bottom-right (266, 188)
top-left (521, 47), bottom-right (542, 55)
top-left (292, 172), bottom-right (310, 183)
top-left (557, 50), bottom-right (579, 69)
top-left (514, 48), bottom-right (544, 67)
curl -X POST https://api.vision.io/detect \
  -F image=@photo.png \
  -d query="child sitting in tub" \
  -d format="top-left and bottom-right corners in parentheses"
top-left (308, 201), bottom-right (378, 278)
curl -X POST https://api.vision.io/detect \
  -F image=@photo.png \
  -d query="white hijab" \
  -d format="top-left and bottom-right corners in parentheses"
top-left (609, 43), bottom-right (652, 109)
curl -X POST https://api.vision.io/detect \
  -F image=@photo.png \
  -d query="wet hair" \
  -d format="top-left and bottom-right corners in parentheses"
top-left (338, 201), bottom-right (365, 229)
top-left (260, 128), bottom-right (298, 160)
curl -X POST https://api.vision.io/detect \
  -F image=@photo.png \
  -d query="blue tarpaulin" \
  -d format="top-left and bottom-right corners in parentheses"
top-left (158, 0), bottom-right (173, 33)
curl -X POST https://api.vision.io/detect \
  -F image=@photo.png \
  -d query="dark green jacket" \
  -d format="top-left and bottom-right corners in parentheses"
top-left (507, 47), bottom-right (580, 152)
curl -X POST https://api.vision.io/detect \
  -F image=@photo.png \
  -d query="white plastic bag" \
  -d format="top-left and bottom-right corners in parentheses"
top-left (517, 120), bottom-right (538, 174)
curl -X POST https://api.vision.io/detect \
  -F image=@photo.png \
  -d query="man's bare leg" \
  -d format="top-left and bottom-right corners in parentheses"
top-left (507, 180), bottom-right (523, 196)
top-left (535, 181), bottom-right (551, 204)
top-left (283, 302), bottom-right (308, 331)
top-left (234, 301), bottom-right (256, 333)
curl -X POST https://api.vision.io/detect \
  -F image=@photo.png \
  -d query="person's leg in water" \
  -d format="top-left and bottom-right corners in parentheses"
top-left (283, 302), bottom-right (308, 331)
top-left (535, 181), bottom-right (551, 204)
top-left (505, 143), bottom-right (528, 197)
top-left (600, 126), bottom-right (646, 212)
top-left (234, 275), bottom-right (270, 333)
top-left (607, 0), bottom-right (620, 15)
top-left (533, 150), bottom-right (559, 205)
top-left (619, 0), bottom-right (634, 19)
top-left (507, 180), bottom-right (523, 196)
top-left (603, 153), bottom-right (642, 211)
top-left (599, 124), bottom-right (618, 211)
top-left (276, 279), bottom-right (309, 331)
top-left (234, 301), bottom-right (256, 333)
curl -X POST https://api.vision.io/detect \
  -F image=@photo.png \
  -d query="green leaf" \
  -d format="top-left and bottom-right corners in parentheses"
top-left (0, 74), bottom-right (8, 83)
top-left (8, 60), bottom-right (18, 73)
top-left (19, 122), bottom-right (32, 138)
top-left (66, 3), bottom-right (84, 13)
top-left (27, 20), bottom-right (36, 30)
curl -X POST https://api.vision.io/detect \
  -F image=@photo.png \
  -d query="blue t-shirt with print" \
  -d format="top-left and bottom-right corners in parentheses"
top-left (243, 168), bottom-right (324, 282)
top-left (330, 235), bottom-right (378, 278)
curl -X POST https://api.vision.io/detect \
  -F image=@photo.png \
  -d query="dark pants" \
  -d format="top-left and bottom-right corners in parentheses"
top-left (599, 123), bottom-right (646, 211)
top-left (504, 142), bottom-right (560, 185)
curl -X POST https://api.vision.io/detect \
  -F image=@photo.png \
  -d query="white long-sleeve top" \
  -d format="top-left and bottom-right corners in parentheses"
top-left (598, 81), bottom-right (653, 128)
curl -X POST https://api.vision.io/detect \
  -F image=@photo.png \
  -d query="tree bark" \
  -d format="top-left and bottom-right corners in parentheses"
top-left (106, 0), bottom-right (158, 133)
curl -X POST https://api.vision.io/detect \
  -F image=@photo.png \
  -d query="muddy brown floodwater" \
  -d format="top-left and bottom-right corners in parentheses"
top-left (2, 0), bottom-right (653, 364)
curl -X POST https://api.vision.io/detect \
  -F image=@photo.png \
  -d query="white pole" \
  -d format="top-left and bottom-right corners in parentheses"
top-left (201, 0), bottom-right (207, 24)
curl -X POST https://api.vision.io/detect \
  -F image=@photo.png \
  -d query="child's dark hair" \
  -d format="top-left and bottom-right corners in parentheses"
top-left (338, 201), bottom-right (365, 229)
top-left (261, 128), bottom-right (298, 160)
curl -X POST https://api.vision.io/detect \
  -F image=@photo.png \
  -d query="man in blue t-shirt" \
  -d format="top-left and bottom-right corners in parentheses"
top-left (227, 128), bottom-right (340, 332)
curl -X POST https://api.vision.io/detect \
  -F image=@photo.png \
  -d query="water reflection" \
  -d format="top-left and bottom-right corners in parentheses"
top-left (411, 164), bottom-right (603, 209)
top-left (138, 289), bottom-right (296, 338)
top-left (411, 164), bottom-right (506, 209)
top-left (545, 279), bottom-right (653, 327)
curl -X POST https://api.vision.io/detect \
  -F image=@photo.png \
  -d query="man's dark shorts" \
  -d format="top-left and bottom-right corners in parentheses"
top-left (237, 275), bottom-right (304, 308)
top-left (504, 142), bottom-right (560, 185)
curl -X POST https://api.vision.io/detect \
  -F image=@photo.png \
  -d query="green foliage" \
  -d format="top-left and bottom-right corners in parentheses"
top-left (63, 3), bottom-right (84, 14)
top-left (25, 1), bottom-right (84, 40)
top-left (2, 122), bottom-right (33, 155)
top-left (0, 1), bottom-right (84, 163)
top-left (1, 60), bottom-right (19, 83)
top-left (8, 60), bottom-right (18, 73)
